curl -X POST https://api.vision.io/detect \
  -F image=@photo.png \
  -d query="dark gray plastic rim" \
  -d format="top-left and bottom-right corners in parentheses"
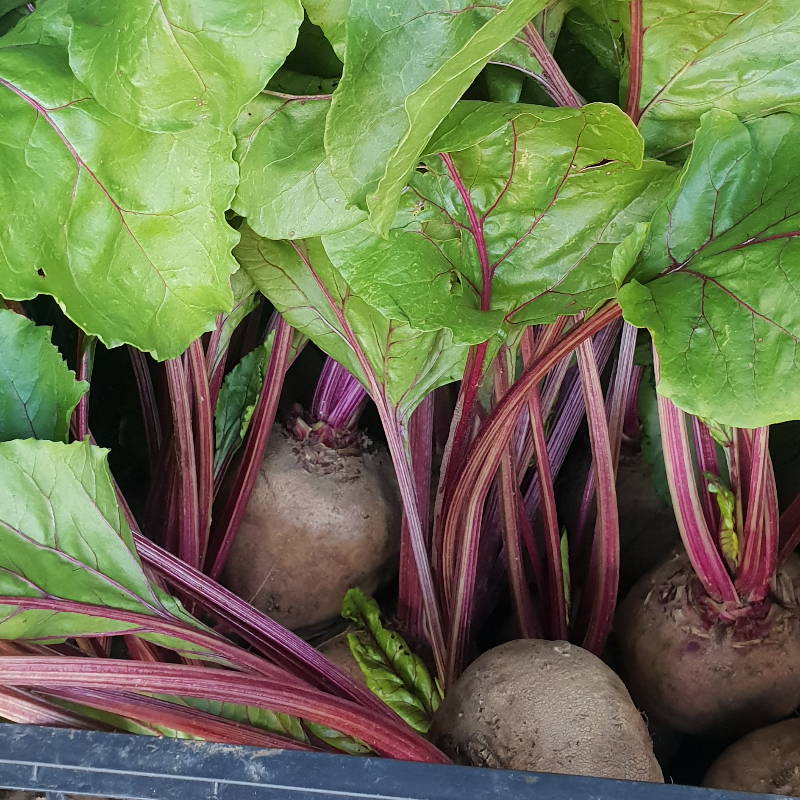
top-left (0, 724), bottom-right (781, 800)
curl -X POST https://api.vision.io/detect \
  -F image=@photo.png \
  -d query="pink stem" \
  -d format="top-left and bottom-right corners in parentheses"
top-left (45, 687), bottom-right (320, 751)
top-left (523, 321), bottom-right (621, 519)
top-left (442, 304), bottom-right (623, 683)
top-left (397, 392), bottom-right (435, 645)
top-left (287, 241), bottom-right (447, 680)
top-left (133, 534), bottom-right (395, 717)
top-left (0, 685), bottom-right (103, 729)
top-left (128, 347), bottom-right (162, 476)
top-left (311, 357), bottom-right (369, 432)
top-left (187, 340), bottom-right (213, 569)
top-left (626, 0), bottom-right (644, 123)
top-left (692, 417), bottom-right (722, 535)
top-left (431, 341), bottom-right (487, 594)
top-left (72, 331), bottom-right (95, 441)
top-left (654, 352), bottom-right (738, 604)
top-left (206, 313), bottom-right (227, 410)
top-left (522, 22), bottom-right (583, 108)
top-left (206, 315), bottom-right (292, 581)
top-left (0, 658), bottom-right (449, 764)
top-left (570, 338), bottom-right (619, 655)
top-left (520, 331), bottom-right (566, 640)
top-left (165, 354), bottom-right (201, 570)
top-left (736, 427), bottom-right (777, 601)
top-left (433, 153), bottom-right (493, 601)
top-left (573, 322), bottom-right (637, 557)
top-left (494, 348), bottom-right (540, 639)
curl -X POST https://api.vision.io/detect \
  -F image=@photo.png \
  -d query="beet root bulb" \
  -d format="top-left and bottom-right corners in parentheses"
top-left (704, 718), bottom-right (800, 795)
top-left (222, 428), bottom-right (401, 633)
top-left (430, 639), bottom-right (663, 782)
top-left (617, 551), bottom-right (800, 737)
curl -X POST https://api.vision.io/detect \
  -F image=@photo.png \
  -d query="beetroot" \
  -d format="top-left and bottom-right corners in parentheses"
top-left (704, 718), bottom-right (800, 795)
top-left (318, 632), bottom-right (367, 687)
top-left (617, 551), bottom-right (800, 737)
top-left (431, 640), bottom-right (663, 782)
top-left (222, 427), bottom-right (401, 633)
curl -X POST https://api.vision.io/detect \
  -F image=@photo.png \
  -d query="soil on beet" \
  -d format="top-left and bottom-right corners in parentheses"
top-left (616, 551), bottom-right (800, 738)
top-left (431, 639), bottom-right (663, 782)
top-left (222, 426), bottom-right (401, 634)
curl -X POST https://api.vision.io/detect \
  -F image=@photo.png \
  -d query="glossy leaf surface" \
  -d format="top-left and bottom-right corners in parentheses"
top-left (0, 310), bottom-right (87, 443)
top-left (324, 102), bottom-right (673, 343)
top-left (234, 95), bottom-right (365, 240)
top-left (67, 0), bottom-right (303, 132)
top-left (0, 439), bottom-right (199, 640)
top-left (342, 588), bottom-right (439, 733)
top-left (302, 0), bottom-right (348, 60)
top-left (620, 110), bottom-right (800, 427)
top-left (214, 333), bottom-right (274, 475)
top-left (636, 0), bottom-right (800, 155)
top-left (236, 226), bottom-right (468, 422)
top-left (325, 0), bottom-right (550, 235)
top-left (0, 41), bottom-right (238, 359)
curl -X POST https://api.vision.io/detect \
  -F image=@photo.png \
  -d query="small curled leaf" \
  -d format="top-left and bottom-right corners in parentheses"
top-left (342, 588), bottom-right (439, 733)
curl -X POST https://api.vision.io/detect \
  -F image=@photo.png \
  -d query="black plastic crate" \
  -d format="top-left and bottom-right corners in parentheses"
top-left (0, 724), bottom-right (785, 800)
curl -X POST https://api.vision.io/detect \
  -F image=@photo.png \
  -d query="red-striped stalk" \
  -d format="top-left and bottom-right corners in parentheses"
top-left (205, 315), bottom-right (293, 580)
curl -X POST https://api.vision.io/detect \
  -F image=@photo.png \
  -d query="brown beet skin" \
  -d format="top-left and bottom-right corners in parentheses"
top-left (704, 718), bottom-right (800, 795)
top-left (431, 639), bottom-right (663, 782)
top-left (222, 427), bottom-right (401, 633)
top-left (616, 551), bottom-right (800, 737)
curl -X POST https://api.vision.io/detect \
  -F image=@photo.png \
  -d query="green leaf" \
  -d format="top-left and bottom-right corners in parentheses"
top-left (611, 222), bottom-right (649, 288)
top-left (555, 19), bottom-right (619, 105)
top-left (483, 63), bottom-right (525, 103)
top-left (0, 0), bottom-right (69, 45)
top-left (324, 102), bottom-right (673, 343)
top-left (301, 0), bottom-right (348, 60)
top-left (0, 438), bottom-right (202, 644)
top-left (304, 721), bottom-right (371, 754)
top-left (705, 472), bottom-right (739, 567)
top-left (208, 267), bottom-right (260, 380)
top-left (325, 0), bottom-right (551, 236)
top-left (636, 0), bottom-right (800, 156)
top-left (233, 95), bottom-right (365, 240)
top-left (342, 588), bottom-right (439, 733)
top-left (638, 364), bottom-right (672, 505)
top-left (0, 309), bottom-right (87, 443)
top-left (214, 333), bottom-right (274, 476)
top-left (0, 0), bottom-right (21, 16)
top-left (266, 68), bottom-right (339, 97)
top-left (560, 528), bottom-right (571, 621)
top-left (619, 110), bottom-right (800, 427)
top-left (174, 697), bottom-right (308, 744)
top-left (235, 226), bottom-right (469, 423)
top-left (0, 8), bottom-right (24, 38)
top-left (0, 42), bottom-right (239, 360)
top-left (67, 0), bottom-right (303, 133)
top-left (565, 2), bottom-right (624, 80)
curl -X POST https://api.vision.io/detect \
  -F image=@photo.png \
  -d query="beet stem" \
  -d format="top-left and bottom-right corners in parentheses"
top-left (494, 345), bottom-right (542, 639)
top-left (311, 356), bottom-right (369, 432)
top-left (443, 303), bottom-right (622, 683)
top-left (519, 331), bottom-right (566, 640)
top-left (165, 354), bottom-right (202, 571)
top-left (570, 336), bottom-right (620, 654)
top-left (206, 314), bottom-right (292, 580)
top-left (128, 346), bottom-right (162, 476)
top-left (397, 392), bottom-right (435, 645)
top-left (654, 348), bottom-right (738, 604)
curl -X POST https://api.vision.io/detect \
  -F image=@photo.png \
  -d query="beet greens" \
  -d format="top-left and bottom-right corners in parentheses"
top-left (2, 0), bottom-right (800, 765)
